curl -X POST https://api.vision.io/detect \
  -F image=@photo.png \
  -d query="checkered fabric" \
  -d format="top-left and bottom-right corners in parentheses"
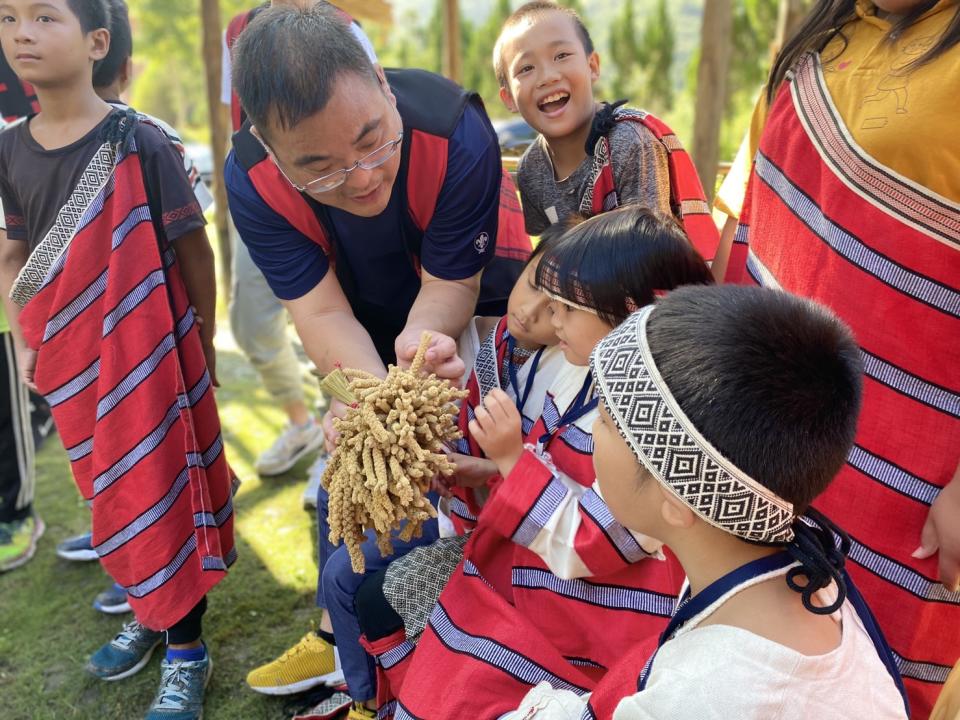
top-left (383, 535), bottom-right (468, 642)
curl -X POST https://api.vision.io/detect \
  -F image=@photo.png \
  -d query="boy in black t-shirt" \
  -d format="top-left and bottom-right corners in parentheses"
top-left (0, 2), bottom-right (235, 718)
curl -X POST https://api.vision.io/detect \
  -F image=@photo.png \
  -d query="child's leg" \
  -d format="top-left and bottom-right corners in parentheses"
top-left (166, 596), bottom-right (207, 650)
top-left (322, 513), bottom-right (442, 703)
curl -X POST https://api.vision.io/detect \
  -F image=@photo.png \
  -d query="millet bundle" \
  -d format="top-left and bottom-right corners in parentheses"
top-left (320, 333), bottom-right (468, 573)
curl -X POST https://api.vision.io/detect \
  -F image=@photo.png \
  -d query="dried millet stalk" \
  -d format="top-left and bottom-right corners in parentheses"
top-left (321, 332), bottom-right (468, 573)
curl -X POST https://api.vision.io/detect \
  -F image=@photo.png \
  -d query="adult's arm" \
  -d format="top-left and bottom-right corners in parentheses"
top-left (284, 269), bottom-right (386, 379)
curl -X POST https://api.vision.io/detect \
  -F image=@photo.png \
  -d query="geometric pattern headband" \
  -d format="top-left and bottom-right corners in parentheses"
top-left (590, 305), bottom-right (795, 544)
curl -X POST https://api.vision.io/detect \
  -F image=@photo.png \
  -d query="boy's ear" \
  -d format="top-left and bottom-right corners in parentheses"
top-left (659, 484), bottom-right (696, 529)
top-left (588, 51), bottom-right (601, 84)
top-left (89, 28), bottom-right (110, 63)
top-left (499, 86), bottom-right (519, 114)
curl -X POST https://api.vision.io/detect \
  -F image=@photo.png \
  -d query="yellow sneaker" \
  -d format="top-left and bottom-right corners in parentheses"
top-left (246, 632), bottom-right (344, 695)
top-left (346, 703), bottom-right (376, 720)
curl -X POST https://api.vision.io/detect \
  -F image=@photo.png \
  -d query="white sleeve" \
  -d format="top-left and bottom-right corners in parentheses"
top-left (350, 22), bottom-right (379, 65)
top-left (221, 30), bottom-right (233, 106)
top-left (499, 683), bottom-right (590, 720)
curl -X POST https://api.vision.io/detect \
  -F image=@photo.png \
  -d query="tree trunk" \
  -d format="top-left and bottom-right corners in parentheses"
top-left (199, 0), bottom-right (232, 302)
top-left (775, 0), bottom-right (810, 55)
top-left (691, 0), bottom-right (733, 203)
top-left (442, 0), bottom-right (461, 83)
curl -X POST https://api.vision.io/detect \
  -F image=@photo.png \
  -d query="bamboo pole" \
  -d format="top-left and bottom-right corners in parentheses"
top-left (199, 0), bottom-right (232, 301)
top-left (691, 0), bottom-right (733, 202)
top-left (442, 0), bottom-right (461, 83)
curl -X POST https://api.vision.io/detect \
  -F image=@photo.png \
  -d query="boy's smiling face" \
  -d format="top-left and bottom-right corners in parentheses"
top-left (0, 0), bottom-right (108, 87)
top-left (498, 10), bottom-right (599, 141)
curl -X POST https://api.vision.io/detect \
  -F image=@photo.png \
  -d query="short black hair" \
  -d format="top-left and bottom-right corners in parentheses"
top-left (66, 0), bottom-right (110, 34)
top-left (523, 217), bottom-right (569, 270)
top-left (646, 285), bottom-right (863, 514)
top-left (534, 206), bottom-right (714, 326)
top-left (93, 0), bottom-right (131, 89)
top-left (233, 4), bottom-right (379, 134)
top-left (494, 1), bottom-right (595, 88)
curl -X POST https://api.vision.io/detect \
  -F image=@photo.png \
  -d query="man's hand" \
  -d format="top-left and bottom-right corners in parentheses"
top-left (322, 398), bottom-right (349, 453)
top-left (469, 389), bottom-right (524, 478)
top-left (914, 468), bottom-right (960, 593)
top-left (18, 347), bottom-right (37, 392)
top-left (395, 330), bottom-right (465, 381)
top-left (447, 452), bottom-right (498, 489)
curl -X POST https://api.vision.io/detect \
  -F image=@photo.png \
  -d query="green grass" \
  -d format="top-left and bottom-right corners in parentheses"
top-left (0, 335), bottom-right (329, 719)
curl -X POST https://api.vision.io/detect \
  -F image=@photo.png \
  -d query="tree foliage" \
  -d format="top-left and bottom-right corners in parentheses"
top-left (607, 0), bottom-right (674, 113)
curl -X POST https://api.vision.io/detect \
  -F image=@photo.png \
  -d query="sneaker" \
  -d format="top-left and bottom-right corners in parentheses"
top-left (0, 515), bottom-right (45, 572)
top-left (145, 651), bottom-right (212, 720)
top-left (302, 453), bottom-right (328, 509)
top-left (86, 620), bottom-right (163, 681)
top-left (246, 632), bottom-right (344, 695)
top-left (346, 703), bottom-right (377, 720)
top-left (93, 582), bottom-right (132, 614)
top-left (56, 530), bottom-right (99, 561)
top-left (255, 419), bottom-right (324, 476)
top-left (292, 692), bottom-right (351, 720)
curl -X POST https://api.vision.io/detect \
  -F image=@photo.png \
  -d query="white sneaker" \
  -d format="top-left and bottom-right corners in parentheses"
top-left (255, 419), bottom-right (325, 476)
top-left (302, 454), bottom-right (328, 510)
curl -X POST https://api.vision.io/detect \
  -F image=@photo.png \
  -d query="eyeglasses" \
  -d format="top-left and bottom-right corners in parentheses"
top-left (262, 130), bottom-right (404, 195)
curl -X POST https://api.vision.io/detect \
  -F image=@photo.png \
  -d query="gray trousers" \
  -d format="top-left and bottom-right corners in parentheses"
top-left (229, 232), bottom-right (306, 407)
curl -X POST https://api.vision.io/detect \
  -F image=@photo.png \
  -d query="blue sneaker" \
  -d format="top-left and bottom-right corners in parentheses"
top-left (93, 581), bottom-right (132, 614)
top-left (86, 620), bottom-right (163, 680)
top-left (56, 531), bottom-right (98, 561)
top-left (145, 652), bottom-right (212, 719)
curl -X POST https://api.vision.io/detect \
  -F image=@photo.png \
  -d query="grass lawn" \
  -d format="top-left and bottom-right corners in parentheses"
top-left (0, 327), bottom-right (329, 719)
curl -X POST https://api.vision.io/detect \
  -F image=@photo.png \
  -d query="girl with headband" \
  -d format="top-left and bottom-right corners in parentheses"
top-left (509, 284), bottom-right (909, 719)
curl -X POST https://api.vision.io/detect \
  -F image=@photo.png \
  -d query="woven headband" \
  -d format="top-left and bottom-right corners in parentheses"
top-left (590, 306), bottom-right (795, 544)
top-left (537, 258), bottom-right (639, 316)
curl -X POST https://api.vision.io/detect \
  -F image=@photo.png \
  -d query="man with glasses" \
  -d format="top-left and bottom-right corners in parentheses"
top-left (225, 5), bottom-right (530, 714)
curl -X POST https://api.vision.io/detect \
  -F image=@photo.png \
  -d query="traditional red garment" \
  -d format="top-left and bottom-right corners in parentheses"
top-left (14, 119), bottom-right (236, 631)
top-left (372, 368), bottom-right (681, 719)
top-left (581, 108), bottom-right (719, 262)
top-left (726, 53), bottom-right (960, 718)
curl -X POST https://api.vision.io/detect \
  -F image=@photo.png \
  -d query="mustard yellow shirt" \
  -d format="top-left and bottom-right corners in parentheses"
top-left (717, 0), bottom-right (960, 218)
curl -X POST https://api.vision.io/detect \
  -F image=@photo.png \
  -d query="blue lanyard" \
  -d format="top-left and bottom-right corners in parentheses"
top-left (537, 372), bottom-right (598, 451)
top-left (506, 335), bottom-right (544, 415)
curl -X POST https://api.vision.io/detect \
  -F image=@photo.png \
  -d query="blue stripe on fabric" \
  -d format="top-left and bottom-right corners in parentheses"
top-left (394, 702), bottom-right (423, 720)
top-left (580, 705), bottom-right (598, 720)
top-left (176, 307), bottom-right (195, 339)
top-left (558, 424), bottom-right (594, 454)
top-left (194, 512), bottom-right (216, 528)
top-left (455, 437), bottom-right (470, 454)
top-left (67, 437), bottom-right (94, 462)
top-left (849, 535), bottom-right (960, 605)
top-left (449, 497), bottom-right (476, 522)
top-left (860, 349), bottom-right (960, 419)
top-left (428, 602), bottom-right (590, 695)
top-left (512, 479), bottom-right (568, 548)
top-left (186, 432), bottom-right (223, 469)
top-left (213, 492), bottom-right (234, 527)
top-left (202, 555), bottom-right (227, 571)
top-left (47, 358), bottom-right (101, 407)
top-left (512, 567), bottom-right (675, 617)
top-left (580, 489), bottom-right (649, 563)
top-left (43, 180), bottom-right (116, 290)
top-left (178, 372), bottom-right (212, 411)
top-left (521, 415), bottom-right (535, 436)
top-left (43, 269), bottom-right (108, 342)
top-left (541, 394), bottom-right (561, 433)
top-left (379, 640), bottom-right (415, 669)
top-left (225, 546), bottom-right (238, 567)
top-left (846, 445), bottom-right (941, 506)
top-left (111, 205), bottom-right (151, 250)
top-left (733, 222), bottom-right (750, 245)
top-left (565, 656), bottom-right (605, 670)
top-left (96, 334), bottom-right (176, 420)
top-left (755, 152), bottom-right (960, 318)
top-left (92, 401), bottom-right (180, 496)
top-left (95, 467), bottom-right (190, 557)
top-left (891, 651), bottom-right (953, 685)
top-left (378, 701), bottom-right (397, 720)
top-left (125, 533), bottom-right (196, 598)
top-left (102, 269), bottom-right (165, 338)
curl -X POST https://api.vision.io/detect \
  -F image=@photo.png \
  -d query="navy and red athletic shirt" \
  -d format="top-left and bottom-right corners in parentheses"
top-left (224, 100), bottom-right (500, 309)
